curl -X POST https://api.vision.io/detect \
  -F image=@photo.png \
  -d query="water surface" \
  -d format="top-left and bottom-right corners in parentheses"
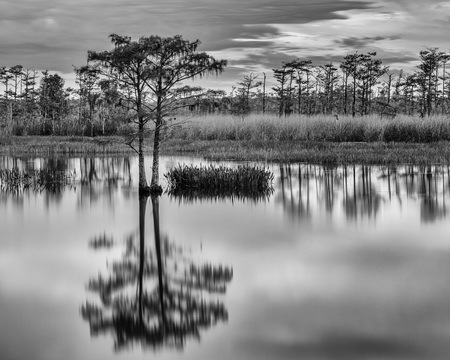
top-left (1, 155), bottom-right (450, 360)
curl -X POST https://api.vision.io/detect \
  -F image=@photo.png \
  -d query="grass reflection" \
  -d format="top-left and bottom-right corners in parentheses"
top-left (0, 168), bottom-right (75, 192)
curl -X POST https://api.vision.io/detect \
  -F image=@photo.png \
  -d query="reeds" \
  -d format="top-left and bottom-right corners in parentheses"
top-left (0, 136), bottom-right (132, 156)
top-left (0, 168), bottom-right (75, 192)
top-left (164, 163), bottom-right (274, 201)
top-left (168, 114), bottom-right (450, 143)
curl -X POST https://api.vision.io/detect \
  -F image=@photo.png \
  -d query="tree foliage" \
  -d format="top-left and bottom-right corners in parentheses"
top-left (2, 44), bottom-right (450, 139)
top-left (87, 34), bottom-right (227, 193)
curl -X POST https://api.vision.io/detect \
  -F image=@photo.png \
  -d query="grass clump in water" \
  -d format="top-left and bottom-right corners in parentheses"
top-left (0, 168), bottom-right (75, 192)
top-left (164, 164), bottom-right (274, 201)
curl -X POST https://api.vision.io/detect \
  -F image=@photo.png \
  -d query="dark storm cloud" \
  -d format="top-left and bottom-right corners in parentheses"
top-left (200, 26), bottom-right (281, 51)
top-left (156, 0), bottom-right (377, 51)
top-left (0, 42), bottom-right (71, 55)
top-left (2, 0), bottom-right (444, 88)
top-left (240, 25), bottom-right (283, 39)
top-left (120, 0), bottom-right (376, 28)
top-left (0, 0), bottom-right (376, 73)
top-left (232, 50), bottom-right (298, 69)
top-left (379, 54), bottom-right (418, 65)
top-left (305, 51), bottom-right (419, 69)
top-left (335, 36), bottom-right (400, 49)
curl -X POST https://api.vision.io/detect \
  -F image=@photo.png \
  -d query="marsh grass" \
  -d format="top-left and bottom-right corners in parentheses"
top-left (0, 136), bottom-right (132, 156)
top-left (0, 168), bottom-right (75, 192)
top-left (3, 114), bottom-right (450, 165)
top-left (164, 164), bottom-right (274, 201)
top-left (161, 139), bottom-right (450, 165)
top-left (169, 114), bottom-right (450, 143)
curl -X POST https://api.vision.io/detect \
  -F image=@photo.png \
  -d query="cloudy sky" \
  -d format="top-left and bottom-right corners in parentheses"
top-left (1, 0), bottom-right (449, 91)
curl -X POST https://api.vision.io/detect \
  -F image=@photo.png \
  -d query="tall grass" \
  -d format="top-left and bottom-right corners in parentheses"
top-left (0, 136), bottom-right (132, 156)
top-left (164, 164), bottom-right (274, 201)
top-left (0, 168), bottom-right (75, 192)
top-left (167, 114), bottom-right (450, 143)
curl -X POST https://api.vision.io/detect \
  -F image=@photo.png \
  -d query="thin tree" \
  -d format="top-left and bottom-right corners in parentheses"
top-left (88, 34), bottom-right (227, 195)
top-left (417, 48), bottom-right (445, 116)
top-left (39, 73), bottom-right (67, 134)
top-left (284, 59), bottom-right (312, 115)
top-left (233, 73), bottom-right (262, 117)
top-left (75, 64), bottom-right (101, 137)
top-left (273, 66), bottom-right (295, 116)
top-left (262, 72), bottom-right (266, 114)
top-left (341, 52), bottom-right (360, 117)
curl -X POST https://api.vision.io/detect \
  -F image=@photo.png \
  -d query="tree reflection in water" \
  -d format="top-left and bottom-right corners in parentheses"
top-left (81, 195), bottom-right (233, 351)
top-left (418, 166), bottom-right (447, 222)
top-left (342, 165), bottom-right (383, 220)
top-left (275, 164), bottom-right (450, 223)
top-left (272, 164), bottom-right (445, 222)
top-left (276, 164), bottom-right (383, 221)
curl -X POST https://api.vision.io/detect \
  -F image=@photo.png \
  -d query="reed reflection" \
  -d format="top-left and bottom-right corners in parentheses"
top-left (0, 156), bottom-right (134, 210)
top-left (167, 189), bottom-right (273, 205)
top-left (382, 165), bottom-right (449, 223)
top-left (418, 166), bottom-right (447, 223)
top-left (276, 165), bottom-right (312, 222)
top-left (275, 164), bottom-right (450, 223)
top-left (81, 194), bottom-right (233, 351)
top-left (77, 157), bottom-right (133, 209)
top-left (2, 155), bottom-right (450, 224)
top-left (342, 165), bottom-right (382, 220)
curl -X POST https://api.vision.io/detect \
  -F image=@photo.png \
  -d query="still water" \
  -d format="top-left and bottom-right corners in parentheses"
top-left (1, 155), bottom-right (450, 360)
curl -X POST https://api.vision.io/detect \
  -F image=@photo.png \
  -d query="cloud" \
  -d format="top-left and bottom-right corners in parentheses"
top-left (335, 36), bottom-right (401, 49)
top-left (0, 0), bottom-right (447, 89)
top-left (0, 0), bottom-right (377, 72)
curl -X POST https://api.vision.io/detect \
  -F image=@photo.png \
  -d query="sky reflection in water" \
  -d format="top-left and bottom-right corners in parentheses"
top-left (1, 155), bottom-right (450, 360)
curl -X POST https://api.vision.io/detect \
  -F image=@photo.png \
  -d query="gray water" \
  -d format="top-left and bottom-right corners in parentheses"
top-left (1, 155), bottom-right (450, 360)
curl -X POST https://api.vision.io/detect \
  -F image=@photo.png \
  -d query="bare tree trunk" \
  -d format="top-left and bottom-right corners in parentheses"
top-left (343, 72), bottom-right (348, 115)
top-left (138, 119), bottom-right (149, 193)
top-left (387, 74), bottom-right (392, 105)
top-left (352, 77), bottom-right (357, 117)
top-left (150, 78), bottom-right (163, 195)
top-left (90, 106), bottom-right (94, 137)
top-left (262, 72), bottom-right (266, 114)
top-left (150, 119), bottom-right (162, 193)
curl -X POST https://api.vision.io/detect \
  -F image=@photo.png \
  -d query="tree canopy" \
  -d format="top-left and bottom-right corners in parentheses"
top-left (87, 34), bottom-right (227, 193)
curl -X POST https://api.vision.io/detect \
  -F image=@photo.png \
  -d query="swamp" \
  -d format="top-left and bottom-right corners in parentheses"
top-left (1, 3), bottom-right (450, 358)
top-left (2, 152), bottom-right (450, 360)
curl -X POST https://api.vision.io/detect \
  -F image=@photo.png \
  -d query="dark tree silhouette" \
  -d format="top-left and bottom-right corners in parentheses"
top-left (74, 64), bottom-right (101, 137)
top-left (232, 73), bottom-right (262, 117)
top-left (81, 194), bottom-right (233, 351)
top-left (88, 34), bottom-right (227, 194)
top-left (39, 72), bottom-right (68, 133)
top-left (272, 66), bottom-right (295, 116)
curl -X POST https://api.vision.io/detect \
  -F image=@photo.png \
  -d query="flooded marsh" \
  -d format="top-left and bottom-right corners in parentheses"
top-left (1, 155), bottom-right (450, 360)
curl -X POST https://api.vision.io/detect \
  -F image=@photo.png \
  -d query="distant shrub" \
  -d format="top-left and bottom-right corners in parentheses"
top-left (12, 124), bottom-right (25, 136)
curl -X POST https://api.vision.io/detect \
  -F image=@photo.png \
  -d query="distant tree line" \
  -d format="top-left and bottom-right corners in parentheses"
top-left (1, 46), bottom-right (450, 137)
top-left (230, 48), bottom-right (450, 119)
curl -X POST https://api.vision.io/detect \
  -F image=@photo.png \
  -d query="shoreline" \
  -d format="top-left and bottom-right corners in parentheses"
top-left (1, 135), bottom-right (450, 165)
